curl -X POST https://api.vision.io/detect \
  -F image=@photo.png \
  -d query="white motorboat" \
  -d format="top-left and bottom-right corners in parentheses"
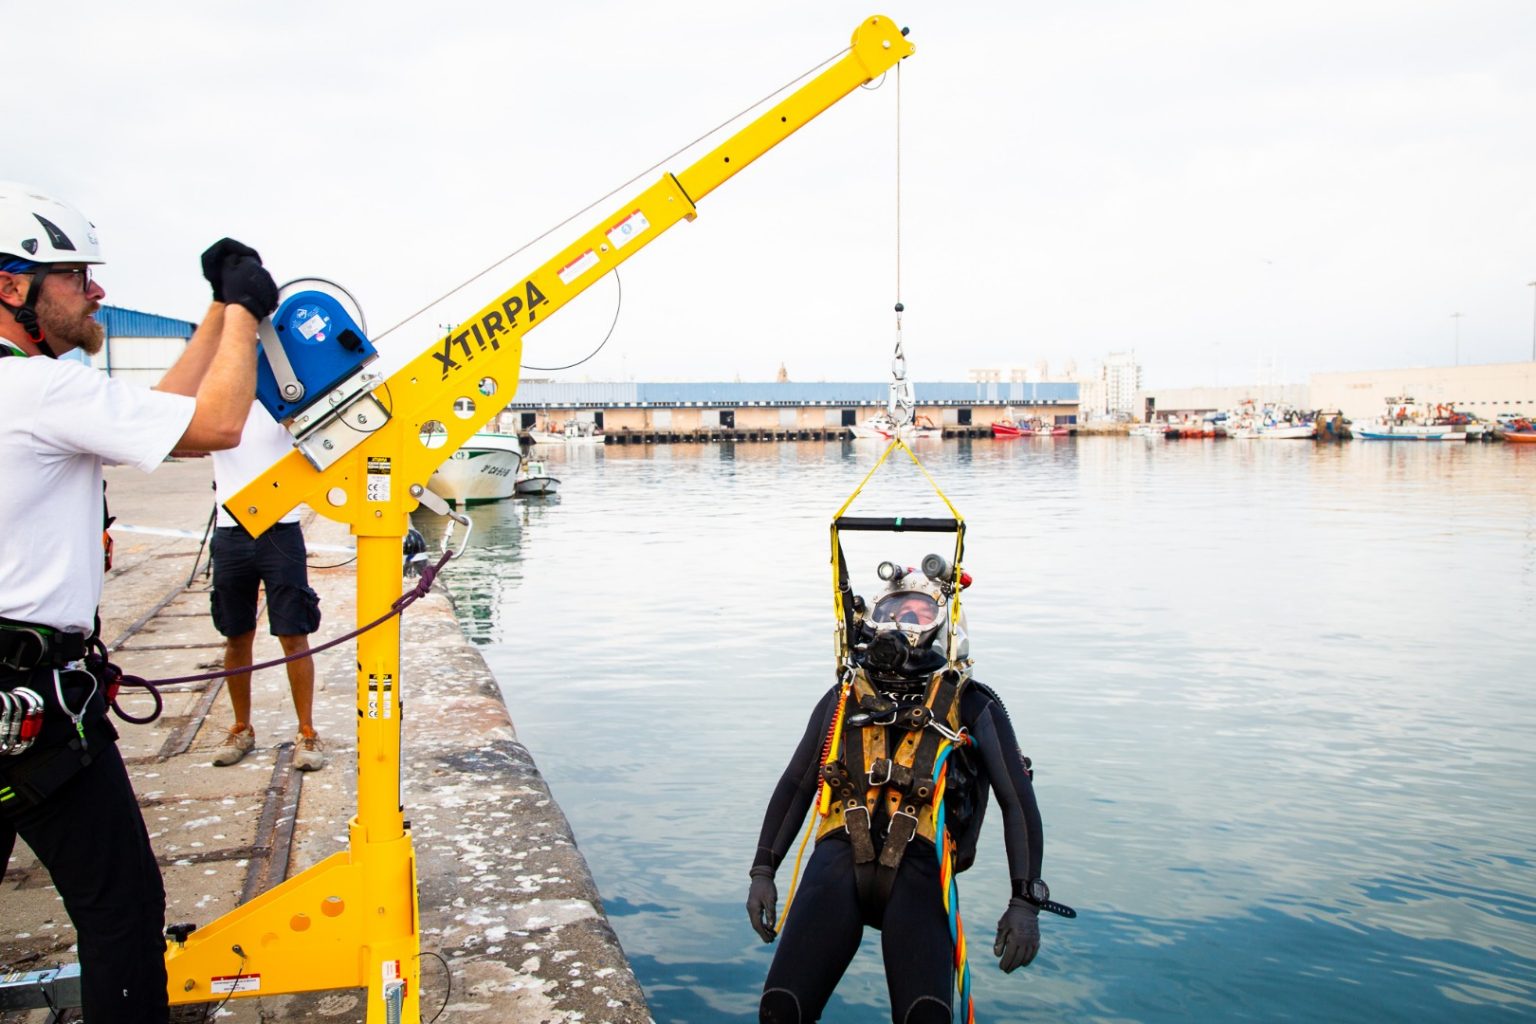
top-left (848, 411), bottom-right (942, 441)
top-left (427, 431), bottom-right (523, 504)
top-left (1227, 401), bottom-right (1315, 439)
top-left (514, 459), bottom-right (561, 496)
top-left (527, 420), bottom-right (605, 445)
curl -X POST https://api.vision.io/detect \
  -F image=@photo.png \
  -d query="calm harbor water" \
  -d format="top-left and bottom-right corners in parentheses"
top-left (416, 437), bottom-right (1536, 1023)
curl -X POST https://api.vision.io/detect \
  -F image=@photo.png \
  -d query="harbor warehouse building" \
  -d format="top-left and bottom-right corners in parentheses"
top-left (84, 306), bottom-right (196, 386)
top-left (1137, 361), bottom-right (1536, 423)
top-left (500, 380), bottom-right (1080, 436)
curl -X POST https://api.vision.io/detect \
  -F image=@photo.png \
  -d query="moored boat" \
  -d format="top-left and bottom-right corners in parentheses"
top-left (514, 459), bottom-right (562, 495)
top-left (992, 414), bottom-right (1069, 438)
top-left (850, 411), bottom-right (941, 441)
top-left (528, 420), bottom-right (605, 445)
top-left (1227, 401), bottom-right (1315, 439)
top-left (427, 431), bottom-right (523, 504)
top-left (1494, 415), bottom-right (1536, 443)
top-left (1355, 396), bottom-right (1462, 441)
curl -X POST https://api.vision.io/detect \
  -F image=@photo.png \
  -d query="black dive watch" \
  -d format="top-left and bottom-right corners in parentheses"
top-left (1018, 878), bottom-right (1077, 919)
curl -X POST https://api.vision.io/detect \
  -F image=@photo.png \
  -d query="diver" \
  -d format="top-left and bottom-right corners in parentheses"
top-left (746, 555), bottom-right (1070, 1023)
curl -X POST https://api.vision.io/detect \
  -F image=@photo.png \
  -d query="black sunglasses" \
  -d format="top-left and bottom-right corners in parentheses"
top-left (48, 266), bottom-right (95, 291)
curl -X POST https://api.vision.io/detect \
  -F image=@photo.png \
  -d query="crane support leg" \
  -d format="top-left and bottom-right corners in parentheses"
top-left (167, 528), bottom-right (420, 1022)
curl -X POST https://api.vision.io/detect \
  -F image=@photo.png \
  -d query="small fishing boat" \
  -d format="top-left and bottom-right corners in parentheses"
top-left (1355, 397), bottom-right (1461, 441)
top-left (1227, 401), bottom-right (1314, 439)
top-left (992, 415), bottom-right (1068, 439)
top-left (528, 420), bottom-right (605, 445)
top-left (1494, 415), bottom-right (1536, 444)
top-left (427, 431), bottom-right (523, 505)
top-left (514, 459), bottom-right (562, 495)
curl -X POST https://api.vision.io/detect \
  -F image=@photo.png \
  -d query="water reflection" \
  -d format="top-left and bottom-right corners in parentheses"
top-left (416, 438), bottom-right (1536, 1022)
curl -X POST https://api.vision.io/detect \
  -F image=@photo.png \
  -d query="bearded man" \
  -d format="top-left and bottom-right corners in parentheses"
top-left (0, 181), bottom-right (278, 1023)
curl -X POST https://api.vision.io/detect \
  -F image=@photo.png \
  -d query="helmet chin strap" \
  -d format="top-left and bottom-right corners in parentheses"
top-left (0, 268), bottom-right (56, 355)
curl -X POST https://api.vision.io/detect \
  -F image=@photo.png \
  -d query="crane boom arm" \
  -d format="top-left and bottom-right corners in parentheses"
top-left (231, 15), bottom-right (914, 536)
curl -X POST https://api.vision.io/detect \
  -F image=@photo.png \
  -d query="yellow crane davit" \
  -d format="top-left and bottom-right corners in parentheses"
top-left (165, 15), bottom-right (917, 1023)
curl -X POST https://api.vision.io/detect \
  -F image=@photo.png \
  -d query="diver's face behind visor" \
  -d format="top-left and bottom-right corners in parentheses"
top-left (856, 562), bottom-right (968, 687)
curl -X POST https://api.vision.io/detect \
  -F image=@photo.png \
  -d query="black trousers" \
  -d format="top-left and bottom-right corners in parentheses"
top-left (761, 836), bottom-right (954, 1024)
top-left (1, 667), bottom-right (169, 1023)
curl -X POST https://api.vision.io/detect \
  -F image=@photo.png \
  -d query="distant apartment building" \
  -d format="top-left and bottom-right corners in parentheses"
top-left (1103, 351), bottom-right (1142, 418)
top-left (970, 361), bottom-right (1073, 385)
top-left (1075, 351), bottom-right (1142, 419)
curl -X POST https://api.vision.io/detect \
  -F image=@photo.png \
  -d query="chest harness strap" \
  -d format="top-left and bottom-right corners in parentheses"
top-left (819, 665), bottom-right (967, 921)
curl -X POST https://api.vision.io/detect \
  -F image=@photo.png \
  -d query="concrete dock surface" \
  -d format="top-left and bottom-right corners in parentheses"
top-left (1, 458), bottom-right (651, 1023)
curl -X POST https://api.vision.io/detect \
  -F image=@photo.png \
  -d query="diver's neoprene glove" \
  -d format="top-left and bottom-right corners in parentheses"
top-left (747, 867), bottom-right (778, 943)
top-left (200, 238), bottom-right (262, 302)
top-left (994, 898), bottom-right (1041, 972)
top-left (222, 255), bottom-right (279, 321)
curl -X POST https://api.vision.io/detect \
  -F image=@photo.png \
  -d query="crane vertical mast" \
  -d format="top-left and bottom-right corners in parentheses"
top-left (165, 16), bottom-right (916, 1022)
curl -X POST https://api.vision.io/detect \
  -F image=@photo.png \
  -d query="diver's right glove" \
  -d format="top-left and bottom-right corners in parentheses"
top-left (994, 898), bottom-right (1041, 972)
top-left (199, 238), bottom-right (262, 302)
top-left (746, 867), bottom-right (778, 943)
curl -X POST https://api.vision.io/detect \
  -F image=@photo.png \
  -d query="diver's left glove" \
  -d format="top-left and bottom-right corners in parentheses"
top-left (994, 898), bottom-right (1040, 972)
top-left (746, 867), bottom-right (778, 943)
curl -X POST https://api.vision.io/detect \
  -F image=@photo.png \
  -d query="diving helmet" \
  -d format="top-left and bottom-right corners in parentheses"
top-left (855, 556), bottom-right (969, 686)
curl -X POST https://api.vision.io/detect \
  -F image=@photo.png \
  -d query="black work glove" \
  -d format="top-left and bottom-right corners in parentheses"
top-left (746, 868), bottom-right (778, 943)
top-left (200, 238), bottom-right (262, 302)
top-left (222, 254), bottom-right (279, 320)
top-left (994, 898), bottom-right (1040, 972)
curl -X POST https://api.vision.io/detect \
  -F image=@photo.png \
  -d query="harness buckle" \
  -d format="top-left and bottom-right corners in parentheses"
top-left (842, 801), bottom-right (877, 863)
top-left (886, 807), bottom-right (919, 840)
top-left (0, 627), bottom-right (49, 672)
top-left (867, 758), bottom-right (894, 787)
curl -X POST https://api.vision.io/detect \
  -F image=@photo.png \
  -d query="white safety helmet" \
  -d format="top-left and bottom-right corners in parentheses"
top-left (0, 182), bottom-right (105, 265)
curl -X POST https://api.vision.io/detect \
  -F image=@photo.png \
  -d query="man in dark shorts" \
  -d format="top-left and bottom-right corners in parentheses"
top-left (209, 404), bottom-right (324, 770)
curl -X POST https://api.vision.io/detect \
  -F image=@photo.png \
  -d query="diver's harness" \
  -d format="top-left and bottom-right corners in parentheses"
top-left (819, 662), bottom-right (968, 917)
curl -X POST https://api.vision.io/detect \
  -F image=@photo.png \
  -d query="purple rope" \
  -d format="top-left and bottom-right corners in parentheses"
top-left (106, 549), bottom-right (455, 722)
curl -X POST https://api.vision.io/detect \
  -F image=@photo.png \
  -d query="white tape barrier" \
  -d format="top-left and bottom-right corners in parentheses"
top-left (110, 523), bottom-right (356, 555)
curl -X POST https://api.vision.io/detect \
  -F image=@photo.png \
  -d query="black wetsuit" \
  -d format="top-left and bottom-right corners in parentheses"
top-left (753, 679), bottom-right (1043, 1024)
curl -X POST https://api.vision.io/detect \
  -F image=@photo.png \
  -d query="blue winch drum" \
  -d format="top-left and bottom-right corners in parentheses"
top-left (256, 289), bottom-right (377, 422)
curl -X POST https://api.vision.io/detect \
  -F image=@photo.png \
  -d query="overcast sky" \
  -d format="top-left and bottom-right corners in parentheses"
top-left (11, 1), bottom-right (1534, 388)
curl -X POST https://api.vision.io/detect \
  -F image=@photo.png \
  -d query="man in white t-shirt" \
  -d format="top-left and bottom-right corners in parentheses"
top-left (0, 182), bottom-right (278, 1024)
top-left (208, 404), bottom-right (325, 771)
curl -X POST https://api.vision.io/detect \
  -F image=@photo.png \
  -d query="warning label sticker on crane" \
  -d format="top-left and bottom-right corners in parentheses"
top-left (366, 457), bottom-right (391, 502)
top-left (210, 974), bottom-right (261, 994)
top-left (557, 249), bottom-right (600, 285)
top-left (606, 210), bottom-right (650, 249)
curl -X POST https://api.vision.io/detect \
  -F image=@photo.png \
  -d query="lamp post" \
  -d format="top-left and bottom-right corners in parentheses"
top-left (1528, 281), bottom-right (1535, 361)
top-left (1451, 312), bottom-right (1463, 366)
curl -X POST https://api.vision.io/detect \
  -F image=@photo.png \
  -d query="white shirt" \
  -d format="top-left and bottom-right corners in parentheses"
top-left (212, 404), bottom-right (302, 528)
top-left (0, 355), bottom-right (194, 633)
